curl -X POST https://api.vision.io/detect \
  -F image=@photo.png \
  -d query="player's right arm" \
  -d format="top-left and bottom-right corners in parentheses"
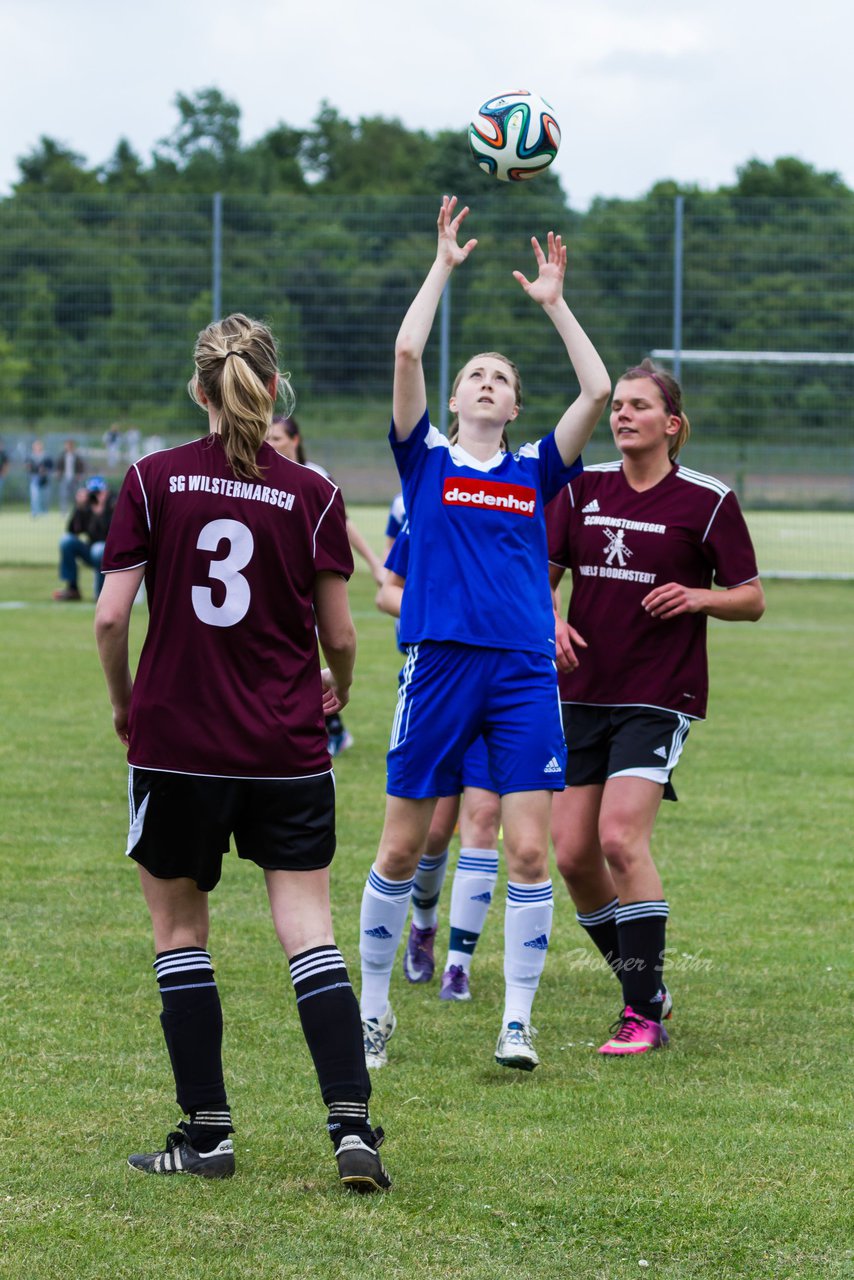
top-left (549, 561), bottom-right (586, 673)
top-left (314, 571), bottom-right (356, 712)
top-left (94, 566), bottom-right (146, 744)
top-left (393, 196), bottom-right (477, 440)
top-left (513, 233), bottom-right (610, 466)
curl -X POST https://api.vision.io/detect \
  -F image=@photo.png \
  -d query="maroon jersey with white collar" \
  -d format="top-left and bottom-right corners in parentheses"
top-left (103, 436), bottom-right (353, 777)
top-left (547, 461), bottom-right (759, 719)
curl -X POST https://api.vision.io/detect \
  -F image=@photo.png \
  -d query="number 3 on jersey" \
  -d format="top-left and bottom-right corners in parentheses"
top-left (192, 518), bottom-right (254, 627)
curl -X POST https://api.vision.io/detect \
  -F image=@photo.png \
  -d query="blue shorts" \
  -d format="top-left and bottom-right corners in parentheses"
top-left (387, 641), bottom-right (566, 799)
top-left (428, 734), bottom-right (497, 797)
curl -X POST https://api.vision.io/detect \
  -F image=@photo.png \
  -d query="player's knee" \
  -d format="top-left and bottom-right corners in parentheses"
top-left (504, 840), bottom-right (548, 883)
top-left (375, 844), bottom-right (421, 881)
top-left (464, 802), bottom-right (501, 849)
top-left (599, 827), bottom-right (644, 878)
top-left (553, 839), bottom-right (598, 889)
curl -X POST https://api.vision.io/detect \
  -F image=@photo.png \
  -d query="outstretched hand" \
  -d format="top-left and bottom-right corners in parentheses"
top-left (513, 231), bottom-right (566, 307)
top-left (436, 195), bottom-right (478, 269)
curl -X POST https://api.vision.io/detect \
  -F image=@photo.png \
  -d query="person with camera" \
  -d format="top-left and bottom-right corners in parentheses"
top-left (52, 476), bottom-right (116, 601)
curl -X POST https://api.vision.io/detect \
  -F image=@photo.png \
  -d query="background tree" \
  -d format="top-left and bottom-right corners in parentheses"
top-left (13, 138), bottom-right (98, 194)
top-left (14, 268), bottom-right (64, 419)
top-left (0, 330), bottom-right (28, 409)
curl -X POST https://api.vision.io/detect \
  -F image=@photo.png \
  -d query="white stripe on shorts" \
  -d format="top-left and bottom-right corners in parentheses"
top-left (126, 768), bottom-right (151, 858)
top-left (608, 712), bottom-right (691, 785)
top-left (389, 643), bottom-right (419, 750)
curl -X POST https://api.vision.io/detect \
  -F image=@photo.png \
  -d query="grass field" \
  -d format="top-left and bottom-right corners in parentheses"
top-left (3, 504), bottom-right (854, 579)
top-left (0, 567), bottom-right (852, 1280)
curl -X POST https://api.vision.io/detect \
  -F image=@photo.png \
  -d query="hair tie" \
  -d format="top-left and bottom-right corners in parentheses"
top-left (223, 350), bottom-right (241, 360)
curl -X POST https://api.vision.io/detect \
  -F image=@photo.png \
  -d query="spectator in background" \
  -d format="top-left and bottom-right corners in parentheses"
top-left (27, 440), bottom-right (53, 517)
top-left (124, 426), bottom-right (142, 462)
top-left (58, 438), bottom-right (87, 511)
top-left (52, 476), bottom-right (115, 601)
top-left (104, 426), bottom-right (121, 469)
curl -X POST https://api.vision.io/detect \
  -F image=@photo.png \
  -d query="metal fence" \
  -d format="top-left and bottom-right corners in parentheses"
top-left (1, 192), bottom-right (852, 570)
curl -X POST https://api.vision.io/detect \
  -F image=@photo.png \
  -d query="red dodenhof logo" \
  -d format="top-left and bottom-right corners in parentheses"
top-left (442, 477), bottom-right (537, 517)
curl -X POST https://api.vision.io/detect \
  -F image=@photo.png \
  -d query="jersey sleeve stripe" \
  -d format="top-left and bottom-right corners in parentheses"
top-left (133, 462), bottom-right (152, 531)
top-left (312, 485), bottom-right (341, 557)
top-left (701, 493), bottom-right (727, 542)
top-left (716, 572), bottom-right (762, 588)
top-left (675, 466), bottom-right (731, 498)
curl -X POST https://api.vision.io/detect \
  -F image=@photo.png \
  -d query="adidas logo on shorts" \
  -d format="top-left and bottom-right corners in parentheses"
top-left (582, 499), bottom-right (600, 513)
top-left (543, 757), bottom-right (562, 774)
top-left (653, 746), bottom-right (667, 759)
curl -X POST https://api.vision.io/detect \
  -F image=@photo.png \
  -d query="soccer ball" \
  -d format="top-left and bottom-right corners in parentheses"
top-left (469, 91), bottom-right (561, 183)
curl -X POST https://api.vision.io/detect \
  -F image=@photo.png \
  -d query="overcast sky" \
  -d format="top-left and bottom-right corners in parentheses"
top-left (0, 0), bottom-right (850, 209)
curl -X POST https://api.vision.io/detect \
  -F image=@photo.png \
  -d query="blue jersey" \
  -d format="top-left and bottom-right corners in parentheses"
top-left (385, 492), bottom-right (406, 540)
top-left (390, 410), bottom-right (582, 657)
top-left (384, 520), bottom-right (410, 579)
top-left (383, 521), bottom-right (410, 654)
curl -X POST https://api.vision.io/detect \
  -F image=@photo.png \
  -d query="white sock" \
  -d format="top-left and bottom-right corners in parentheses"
top-left (502, 880), bottom-right (553, 1026)
top-left (410, 849), bottom-right (448, 928)
top-left (446, 848), bottom-right (499, 975)
top-left (359, 864), bottom-right (413, 1020)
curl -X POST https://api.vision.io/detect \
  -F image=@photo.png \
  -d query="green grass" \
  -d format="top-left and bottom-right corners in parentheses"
top-left (3, 504), bottom-right (854, 578)
top-left (0, 571), bottom-right (852, 1279)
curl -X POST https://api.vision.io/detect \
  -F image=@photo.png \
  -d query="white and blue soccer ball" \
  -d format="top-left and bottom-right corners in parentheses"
top-left (469, 90), bottom-right (561, 183)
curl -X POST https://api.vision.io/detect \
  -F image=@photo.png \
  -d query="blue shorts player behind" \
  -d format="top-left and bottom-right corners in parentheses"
top-left (377, 524), bottom-right (502, 1004)
top-left (358, 195), bottom-right (611, 1072)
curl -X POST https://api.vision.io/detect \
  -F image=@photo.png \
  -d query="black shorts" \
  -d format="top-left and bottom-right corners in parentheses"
top-left (560, 704), bottom-right (692, 802)
top-left (126, 768), bottom-right (336, 891)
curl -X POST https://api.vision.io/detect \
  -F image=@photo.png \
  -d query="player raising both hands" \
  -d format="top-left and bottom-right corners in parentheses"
top-left (357, 195), bottom-right (611, 1073)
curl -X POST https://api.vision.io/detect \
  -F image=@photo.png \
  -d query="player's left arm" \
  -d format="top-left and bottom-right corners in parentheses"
top-left (94, 567), bottom-right (146, 744)
top-left (641, 578), bottom-right (766, 621)
top-left (513, 233), bottom-right (610, 466)
top-left (314, 571), bottom-right (357, 713)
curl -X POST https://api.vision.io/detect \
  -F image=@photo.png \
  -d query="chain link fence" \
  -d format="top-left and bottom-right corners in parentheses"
top-left (1, 192), bottom-right (852, 571)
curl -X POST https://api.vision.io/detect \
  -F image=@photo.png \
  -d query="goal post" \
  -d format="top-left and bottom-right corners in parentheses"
top-left (644, 348), bottom-right (854, 580)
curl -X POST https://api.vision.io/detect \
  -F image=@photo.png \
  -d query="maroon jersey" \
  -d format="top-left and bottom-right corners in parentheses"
top-left (103, 436), bottom-right (353, 777)
top-left (547, 461), bottom-right (759, 718)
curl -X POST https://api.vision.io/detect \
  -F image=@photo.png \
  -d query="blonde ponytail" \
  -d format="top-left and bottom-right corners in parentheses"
top-left (188, 313), bottom-right (295, 479)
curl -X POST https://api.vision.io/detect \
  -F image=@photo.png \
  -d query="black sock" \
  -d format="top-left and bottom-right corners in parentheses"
top-left (288, 946), bottom-right (371, 1142)
top-left (575, 897), bottom-right (621, 977)
top-left (185, 1109), bottom-right (233, 1152)
top-left (615, 902), bottom-right (669, 1022)
top-left (154, 948), bottom-right (230, 1126)
top-left (326, 1101), bottom-right (371, 1145)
